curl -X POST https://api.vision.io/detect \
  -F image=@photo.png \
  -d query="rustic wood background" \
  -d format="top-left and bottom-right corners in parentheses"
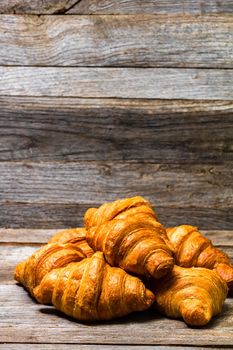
top-left (0, 0), bottom-right (233, 349)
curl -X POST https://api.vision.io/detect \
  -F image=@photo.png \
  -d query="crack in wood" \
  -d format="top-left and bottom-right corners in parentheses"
top-left (52, 0), bottom-right (83, 14)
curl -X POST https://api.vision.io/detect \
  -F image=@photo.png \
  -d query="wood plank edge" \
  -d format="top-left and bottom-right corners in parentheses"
top-left (0, 343), bottom-right (232, 349)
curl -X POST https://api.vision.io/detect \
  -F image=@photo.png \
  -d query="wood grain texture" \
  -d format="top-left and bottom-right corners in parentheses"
top-left (0, 161), bottom-right (232, 228)
top-left (0, 203), bottom-right (232, 229)
top-left (69, 0), bottom-right (233, 15)
top-left (1, 67), bottom-right (233, 99)
top-left (0, 15), bottom-right (233, 68)
top-left (0, 347), bottom-right (230, 350)
top-left (0, 0), bottom-right (82, 14)
top-left (1, 228), bottom-right (233, 246)
top-left (1, 97), bottom-right (232, 163)
top-left (0, 162), bottom-right (232, 207)
top-left (1, 346), bottom-right (228, 350)
top-left (1, 0), bottom-right (233, 14)
top-left (0, 282), bottom-right (233, 345)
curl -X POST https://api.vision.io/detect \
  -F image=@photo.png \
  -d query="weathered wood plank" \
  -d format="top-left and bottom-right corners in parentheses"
top-left (1, 229), bottom-right (232, 246)
top-left (0, 203), bottom-right (232, 229)
top-left (0, 346), bottom-right (230, 350)
top-left (69, 0), bottom-right (233, 15)
top-left (1, 245), bottom-right (40, 284)
top-left (1, 0), bottom-right (233, 15)
top-left (0, 162), bottom-right (231, 229)
top-left (2, 240), bottom-right (233, 285)
top-left (1, 345), bottom-right (229, 350)
top-left (0, 228), bottom-right (58, 243)
top-left (0, 282), bottom-right (233, 345)
top-left (1, 67), bottom-right (233, 100)
top-left (0, 203), bottom-right (86, 229)
top-left (0, 0), bottom-right (82, 14)
top-left (0, 97), bottom-right (232, 163)
top-left (0, 162), bottom-right (231, 207)
top-left (0, 15), bottom-right (233, 68)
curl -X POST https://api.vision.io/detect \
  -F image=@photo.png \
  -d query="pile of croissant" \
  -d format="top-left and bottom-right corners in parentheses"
top-left (15, 196), bottom-right (233, 326)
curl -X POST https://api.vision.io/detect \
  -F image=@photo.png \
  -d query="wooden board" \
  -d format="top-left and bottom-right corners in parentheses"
top-left (0, 162), bottom-right (232, 229)
top-left (1, 0), bottom-right (233, 15)
top-left (1, 67), bottom-right (233, 99)
top-left (1, 230), bottom-right (233, 346)
top-left (0, 347), bottom-right (228, 350)
top-left (0, 97), bottom-right (233, 164)
top-left (0, 203), bottom-right (232, 230)
top-left (0, 15), bottom-right (233, 68)
top-left (0, 162), bottom-right (232, 207)
top-left (1, 346), bottom-right (226, 350)
top-left (0, 346), bottom-right (228, 350)
top-left (69, 1), bottom-right (233, 15)
top-left (0, 0), bottom-right (82, 14)
top-left (1, 97), bottom-right (232, 164)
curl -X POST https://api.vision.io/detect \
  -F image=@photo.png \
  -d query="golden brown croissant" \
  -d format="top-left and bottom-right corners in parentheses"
top-left (34, 251), bottom-right (155, 321)
top-left (149, 265), bottom-right (228, 326)
top-left (167, 225), bottom-right (233, 292)
top-left (48, 228), bottom-right (94, 257)
top-left (84, 196), bottom-right (174, 279)
top-left (14, 243), bottom-right (85, 297)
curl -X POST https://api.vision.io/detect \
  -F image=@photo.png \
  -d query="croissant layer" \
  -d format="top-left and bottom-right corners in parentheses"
top-left (48, 228), bottom-right (94, 257)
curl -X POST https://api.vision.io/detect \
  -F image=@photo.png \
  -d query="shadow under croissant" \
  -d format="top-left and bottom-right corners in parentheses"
top-left (15, 282), bottom-right (42, 304)
top-left (38, 307), bottom-right (162, 326)
top-left (38, 302), bottom-right (232, 328)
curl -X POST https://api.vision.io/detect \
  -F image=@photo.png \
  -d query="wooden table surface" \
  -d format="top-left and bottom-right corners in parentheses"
top-left (0, 0), bottom-right (233, 348)
top-left (1, 228), bottom-right (233, 349)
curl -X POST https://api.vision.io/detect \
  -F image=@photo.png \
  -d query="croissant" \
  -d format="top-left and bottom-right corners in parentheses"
top-left (149, 265), bottom-right (228, 326)
top-left (48, 228), bottom-right (94, 257)
top-left (34, 251), bottom-right (155, 321)
top-left (84, 196), bottom-right (174, 279)
top-left (14, 243), bottom-right (85, 297)
top-left (167, 225), bottom-right (233, 293)
top-left (85, 196), bottom-right (171, 248)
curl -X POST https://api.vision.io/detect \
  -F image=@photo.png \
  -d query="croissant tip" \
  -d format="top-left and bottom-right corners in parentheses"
top-left (145, 289), bottom-right (156, 306)
top-left (180, 300), bottom-right (212, 326)
top-left (147, 255), bottom-right (174, 279)
top-left (14, 261), bottom-right (24, 282)
top-left (183, 308), bottom-right (211, 327)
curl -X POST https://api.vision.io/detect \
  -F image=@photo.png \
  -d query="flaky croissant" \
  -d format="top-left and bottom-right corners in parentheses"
top-left (48, 228), bottom-right (94, 257)
top-left (84, 196), bottom-right (174, 279)
top-left (34, 251), bottom-right (155, 321)
top-left (149, 265), bottom-right (228, 326)
top-left (167, 225), bottom-right (233, 293)
top-left (14, 243), bottom-right (85, 296)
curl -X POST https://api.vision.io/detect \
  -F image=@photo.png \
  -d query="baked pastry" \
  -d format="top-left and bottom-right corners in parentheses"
top-left (34, 251), bottom-right (155, 321)
top-left (150, 265), bottom-right (228, 326)
top-left (85, 196), bottom-right (174, 279)
top-left (167, 225), bottom-right (233, 293)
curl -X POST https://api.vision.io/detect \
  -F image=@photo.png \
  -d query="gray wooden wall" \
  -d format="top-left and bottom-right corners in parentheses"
top-left (0, 0), bottom-right (232, 229)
